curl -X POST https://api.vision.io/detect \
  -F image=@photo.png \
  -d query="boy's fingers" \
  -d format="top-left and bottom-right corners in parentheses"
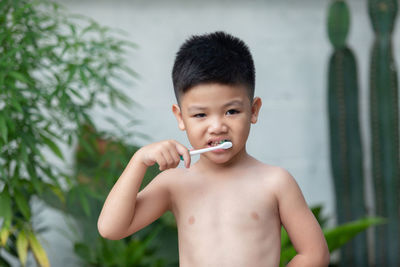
top-left (161, 150), bottom-right (174, 169)
top-left (166, 149), bottom-right (180, 168)
top-left (175, 143), bottom-right (191, 168)
top-left (156, 155), bottom-right (166, 170)
top-left (168, 149), bottom-right (181, 166)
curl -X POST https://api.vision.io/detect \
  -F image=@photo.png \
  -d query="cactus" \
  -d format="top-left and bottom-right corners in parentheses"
top-left (368, 0), bottom-right (400, 265)
top-left (327, 1), bottom-right (367, 266)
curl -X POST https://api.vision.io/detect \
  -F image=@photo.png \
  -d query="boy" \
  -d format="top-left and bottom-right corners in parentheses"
top-left (98, 31), bottom-right (329, 267)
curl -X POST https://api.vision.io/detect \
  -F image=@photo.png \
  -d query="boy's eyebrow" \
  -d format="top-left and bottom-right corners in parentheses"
top-left (187, 100), bottom-right (244, 112)
top-left (187, 106), bottom-right (206, 112)
top-left (223, 100), bottom-right (244, 107)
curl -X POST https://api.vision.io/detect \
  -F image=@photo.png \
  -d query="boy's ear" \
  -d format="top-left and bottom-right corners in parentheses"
top-left (251, 97), bottom-right (262, 124)
top-left (172, 104), bottom-right (186, 131)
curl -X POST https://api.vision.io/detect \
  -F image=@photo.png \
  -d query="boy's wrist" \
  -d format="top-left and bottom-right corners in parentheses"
top-left (132, 148), bottom-right (149, 169)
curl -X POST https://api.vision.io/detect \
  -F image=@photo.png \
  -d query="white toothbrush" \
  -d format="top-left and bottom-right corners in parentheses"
top-left (180, 141), bottom-right (232, 159)
top-left (189, 141), bottom-right (232, 156)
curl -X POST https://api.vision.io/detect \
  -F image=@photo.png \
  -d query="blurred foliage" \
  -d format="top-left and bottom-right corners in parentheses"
top-left (280, 205), bottom-right (386, 266)
top-left (0, 0), bottom-right (137, 265)
top-left (44, 125), bottom-right (180, 266)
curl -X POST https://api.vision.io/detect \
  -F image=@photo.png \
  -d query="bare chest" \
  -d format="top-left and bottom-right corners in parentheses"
top-left (172, 173), bottom-right (277, 220)
top-left (176, 183), bottom-right (275, 224)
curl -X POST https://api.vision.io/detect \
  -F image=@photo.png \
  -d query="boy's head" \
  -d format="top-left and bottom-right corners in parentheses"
top-left (172, 31), bottom-right (255, 104)
top-left (171, 32), bottom-right (262, 164)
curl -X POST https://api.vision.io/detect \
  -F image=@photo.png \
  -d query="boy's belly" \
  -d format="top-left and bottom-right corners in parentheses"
top-left (178, 226), bottom-right (280, 266)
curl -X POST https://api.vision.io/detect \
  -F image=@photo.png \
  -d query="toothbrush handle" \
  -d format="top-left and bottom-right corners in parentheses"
top-left (189, 146), bottom-right (218, 156)
top-left (180, 145), bottom-right (224, 160)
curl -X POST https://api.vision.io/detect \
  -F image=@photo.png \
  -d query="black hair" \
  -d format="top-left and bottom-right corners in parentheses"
top-left (172, 31), bottom-right (255, 103)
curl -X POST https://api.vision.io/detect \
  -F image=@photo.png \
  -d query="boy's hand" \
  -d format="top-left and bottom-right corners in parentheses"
top-left (135, 140), bottom-right (191, 170)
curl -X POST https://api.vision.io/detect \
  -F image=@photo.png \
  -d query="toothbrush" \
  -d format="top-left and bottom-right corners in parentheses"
top-left (180, 140), bottom-right (232, 160)
top-left (189, 140), bottom-right (232, 156)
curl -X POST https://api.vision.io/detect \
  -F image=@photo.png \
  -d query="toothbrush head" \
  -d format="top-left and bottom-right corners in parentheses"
top-left (219, 140), bottom-right (232, 149)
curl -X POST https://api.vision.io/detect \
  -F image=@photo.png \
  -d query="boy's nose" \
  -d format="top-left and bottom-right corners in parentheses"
top-left (208, 117), bottom-right (228, 134)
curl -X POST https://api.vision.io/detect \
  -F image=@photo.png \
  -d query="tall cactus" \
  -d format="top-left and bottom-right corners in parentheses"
top-left (327, 1), bottom-right (367, 266)
top-left (368, 0), bottom-right (399, 266)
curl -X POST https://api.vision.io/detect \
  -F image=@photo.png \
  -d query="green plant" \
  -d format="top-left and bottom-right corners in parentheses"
top-left (279, 205), bottom-right (386, 266)
top-left (368, 0), bottom-right (399, 265)
top-left (73, 226), bottom-right (166, 267)
top-left (43, 125), bottom-right (179, 266)
top-left (326, 1), bottom-right (367, 265)
top-left (0, 0), bottom-right (137, 266)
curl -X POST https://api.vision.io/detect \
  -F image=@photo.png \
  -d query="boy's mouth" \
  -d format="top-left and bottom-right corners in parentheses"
top-left (208, 139), bottom-right (231, 147)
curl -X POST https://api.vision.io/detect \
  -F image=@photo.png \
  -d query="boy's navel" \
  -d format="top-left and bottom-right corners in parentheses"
top-left (251, 211), bottom-right (260, 221)
top-left (188, 215), bottom-right (195, 225)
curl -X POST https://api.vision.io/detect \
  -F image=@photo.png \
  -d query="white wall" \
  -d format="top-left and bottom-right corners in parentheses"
top-left (34, 0), bottom-right (400, 266)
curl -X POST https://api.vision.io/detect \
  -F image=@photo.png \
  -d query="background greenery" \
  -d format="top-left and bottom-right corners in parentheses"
top-left (0, 0), bottom-right (138, 265)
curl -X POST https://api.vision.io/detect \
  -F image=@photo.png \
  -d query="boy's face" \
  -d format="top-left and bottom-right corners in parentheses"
top-left (172, 83), bottom-right (262, 165)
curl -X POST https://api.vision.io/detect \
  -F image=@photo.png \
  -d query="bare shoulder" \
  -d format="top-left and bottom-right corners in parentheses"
top-left (253, 161), bottom-right (294, 184)
top-left (253, 161), bottom-right (299, 196)
top-left (149, 167), bottom-right (194, 196)
top-left (150, 167), bottom-right (188, 188)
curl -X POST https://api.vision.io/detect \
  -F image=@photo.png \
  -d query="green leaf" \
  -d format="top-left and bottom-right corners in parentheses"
top-left (0, 189), bottom-right (12, 229)
top-left (49, 184), bottom-right (65, 204)
top-left (280, 227), bottom-right (290, 249)
top-left (8, 71), bottom-right (31, 84)
top-left (16, 229), bottom-right (29, 267)
top-left (0, 226), bottom-right (11, 247)
top-left (0, 115), bottom-right (7, 143)
top-left (78, 136), bottom-right (96, 157)
top-left (40, 134), bottom-right (64, 160)
top-left (279, 217), bottom-right (386, 266)
top-left (69, 88), bottom-right (84, 100)
top-left (11, 97), bottom-right (23, 113)
top-left (19, 142), bottom-right (29, 164)
top-left (131, 224), bottom-right (163, 263)
top-left (79, 68), bottom-right (88, 86)
top-left (14, 190), bottom-right (31, 219)
top-left (79, 187), bottom-right (91, 217)
top-left (324, 217), bottom-right (386, 252)
top-left (27, 231), bottom-right (50, 267)
top-left (30, 176), bottom-right (43, 195)
top-left (280, 245), bottom-right (296, 267)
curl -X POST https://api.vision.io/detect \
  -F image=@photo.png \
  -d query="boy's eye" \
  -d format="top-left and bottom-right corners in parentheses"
top-left (194, 113), bottom-right (206, 118)
top-left (226, 109), bottom-right (239, 115)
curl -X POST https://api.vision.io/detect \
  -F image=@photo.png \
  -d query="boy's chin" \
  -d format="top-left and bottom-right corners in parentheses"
top-left (203, 153), bottom-right (234, 165)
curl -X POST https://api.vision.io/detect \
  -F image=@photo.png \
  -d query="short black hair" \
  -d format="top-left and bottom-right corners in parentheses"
top-left (172, 31), bottom-right (255, 103)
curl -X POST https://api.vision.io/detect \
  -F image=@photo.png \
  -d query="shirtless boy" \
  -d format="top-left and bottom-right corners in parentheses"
top-left (98, 31), bottom-right (329, 267)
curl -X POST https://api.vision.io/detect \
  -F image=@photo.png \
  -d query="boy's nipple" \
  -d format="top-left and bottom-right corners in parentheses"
top-left (188, 215), bottom-right (196, 225)
top-left (251, 211), bottom-right (260, 221)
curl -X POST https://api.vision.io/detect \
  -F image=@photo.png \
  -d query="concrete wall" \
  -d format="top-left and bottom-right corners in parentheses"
top-left (30, 0), bottom-right (400, 266)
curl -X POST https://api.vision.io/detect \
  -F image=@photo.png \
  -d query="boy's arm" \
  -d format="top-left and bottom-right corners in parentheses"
top-left (276, 168), bottom-right (329, 267)
top-left (97, 140), bottom-right (190, 240)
